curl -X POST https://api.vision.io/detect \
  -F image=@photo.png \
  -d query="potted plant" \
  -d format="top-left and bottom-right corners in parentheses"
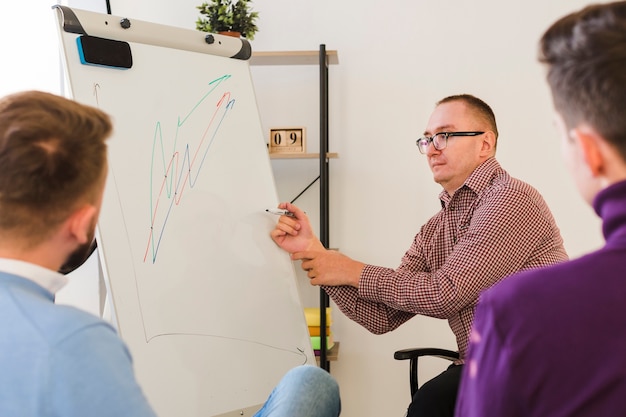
top-left (196, 0), bottom-right (259, 40)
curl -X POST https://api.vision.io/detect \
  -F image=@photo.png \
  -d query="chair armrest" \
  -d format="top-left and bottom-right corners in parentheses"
top-left (394, 347), bottom-right (459, 362)
top-left (394, 347), bottom-right (459, 397)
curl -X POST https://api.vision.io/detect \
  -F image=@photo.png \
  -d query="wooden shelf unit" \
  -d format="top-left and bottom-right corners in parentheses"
top-left (251, 46), bottom-right (338, 371)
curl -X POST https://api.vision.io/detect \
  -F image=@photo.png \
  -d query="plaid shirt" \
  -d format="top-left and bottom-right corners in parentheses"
top-left (324, 158), bottom-right (568, 361)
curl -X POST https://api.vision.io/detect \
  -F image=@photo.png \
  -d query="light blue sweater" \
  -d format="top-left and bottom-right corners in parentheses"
top-left (0, 272), bottom-right (156, 417)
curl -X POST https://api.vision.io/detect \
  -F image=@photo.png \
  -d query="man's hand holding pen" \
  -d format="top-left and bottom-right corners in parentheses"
top-left (270, 203), bottom-right (364, 288)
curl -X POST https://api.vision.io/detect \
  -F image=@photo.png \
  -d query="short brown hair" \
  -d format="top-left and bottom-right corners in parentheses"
top-left (0, 91), bottom-right (112, 244)
top-left (539, 1), bottom-right (626, 159)
top-left (437, 94), bottom-right (499, 140)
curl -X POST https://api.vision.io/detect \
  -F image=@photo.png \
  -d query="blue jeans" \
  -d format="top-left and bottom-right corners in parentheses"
top-left (254, 365), bottom-right (341, 417)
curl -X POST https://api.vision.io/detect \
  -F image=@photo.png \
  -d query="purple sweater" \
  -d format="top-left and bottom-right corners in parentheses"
top-left (456, 180), bottom-right (626, 417)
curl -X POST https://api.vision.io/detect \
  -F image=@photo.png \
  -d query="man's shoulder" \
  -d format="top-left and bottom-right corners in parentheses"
top-left (489, 167), bottom-right (537, 192)
top-left (481, 168), bottom-right (549, 209)
top-left (43, 305), bottom-right (120, 354)
top-left (6, 283), bottom-right (117, 347)
top-left (469, 159), bottom-right (543, 200)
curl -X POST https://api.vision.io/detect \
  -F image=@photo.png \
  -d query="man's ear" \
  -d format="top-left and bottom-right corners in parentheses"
top-left (480, 131), bottom-right (497, 155)
top-left (66, 204), bottom-right (98, 244)
top-left (571, 126), bottom-right (604, 177)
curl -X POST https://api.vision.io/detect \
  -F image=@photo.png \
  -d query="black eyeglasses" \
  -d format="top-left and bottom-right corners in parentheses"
top-left (416, 131), bottom-right (485, 154)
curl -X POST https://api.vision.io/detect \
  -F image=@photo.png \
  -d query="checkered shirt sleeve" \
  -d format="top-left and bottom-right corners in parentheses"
top-left (324, 158), bottom-right (568, 360)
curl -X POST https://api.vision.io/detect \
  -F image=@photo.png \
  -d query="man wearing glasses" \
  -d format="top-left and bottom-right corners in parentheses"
top-left (270, 93), bottom-right (568, 417)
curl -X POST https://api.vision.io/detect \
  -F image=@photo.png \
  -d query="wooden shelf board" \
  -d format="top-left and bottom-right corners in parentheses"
top-left (315, 341), bottom-right (340, 363)
top-left (250, 50), bottom-right (339, 66)
top-left (269, 152), bottom-right (338, 160)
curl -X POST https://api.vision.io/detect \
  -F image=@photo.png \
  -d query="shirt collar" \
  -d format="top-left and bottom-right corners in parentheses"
top-left (0, 258), bottom-right (68, 294)
top-left (439, 157), bottom-right (501, 205)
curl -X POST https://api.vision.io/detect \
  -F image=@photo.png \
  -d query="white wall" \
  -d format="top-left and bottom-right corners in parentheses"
top-left (0, 3), bottom-right (62, 97)
top-left (40, 0), bottom-right (607, 416)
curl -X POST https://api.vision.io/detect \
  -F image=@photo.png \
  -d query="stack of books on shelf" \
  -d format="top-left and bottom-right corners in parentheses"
top-left (304, 307), bottom-right (334, 356)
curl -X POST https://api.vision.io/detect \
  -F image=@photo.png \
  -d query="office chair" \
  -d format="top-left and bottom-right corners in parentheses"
top-left (394, 347), bottom-right (460, 397)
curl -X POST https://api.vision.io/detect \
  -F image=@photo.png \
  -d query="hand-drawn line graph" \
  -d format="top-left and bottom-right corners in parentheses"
top-left (57, 18), bottom-right (318, 413)
top-left (144, 74), bottom-right (234, 263)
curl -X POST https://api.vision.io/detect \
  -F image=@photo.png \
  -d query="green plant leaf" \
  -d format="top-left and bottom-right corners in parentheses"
top-left (195, 0), bottom-right (258, 39)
